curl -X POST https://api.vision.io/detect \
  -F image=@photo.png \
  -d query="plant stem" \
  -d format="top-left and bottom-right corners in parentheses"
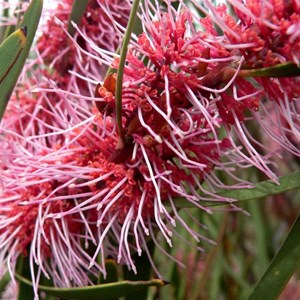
top-left (115, 0), bottom-right (141, 147)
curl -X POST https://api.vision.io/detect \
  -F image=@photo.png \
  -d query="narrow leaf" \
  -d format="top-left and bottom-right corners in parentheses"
top-left (217, 171), bottom-right (300, 201)
top-left (67, 0), bottom-right (89, 36)
top-left (247, 213), bottom-right (300, 300)
top-left (17, 257), bottom-right (35, 300)
top-left (0, 272), bottom-right (10, 296)
top-left (0, 27), bottom-right (27, 83)
top-left (240, 62), bottom-right (300, 78)
top-left (98, 259), bottom-right (119, 284)
top-left (172, 171), bottom-right (300, 208)
top-left (124, 241), bottom-right (155, 300)
top-left (0, 0), bottom-right (43, 120)
top-left (16, 274), bottom-right (168, 300)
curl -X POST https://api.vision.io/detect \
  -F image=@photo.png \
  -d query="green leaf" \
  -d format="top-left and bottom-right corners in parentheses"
top-left (172, 171), bottom-right (300, 208)
top-left (0, 27), bottom-right (27, 86)
top-left (247, 213), bottom-right (300, 300)
top-left (240, 62), bottom-right (300, 78)
top-left (98, 259), bottom-right (119, 284)
top-left (0, 272), bottom-right (11, 297)
top-left (16, 274), bottom-right (168, 300)
top-left (17, 257), bottom-right (35, 300)
top-left (124, 241), bottom-right (155, 300)
top-left (217, 171), bottom-right (300, 201)
top-left (67, 0), bottom-right (89, 36)
top-left (0, 0), bottom-right (43, 120)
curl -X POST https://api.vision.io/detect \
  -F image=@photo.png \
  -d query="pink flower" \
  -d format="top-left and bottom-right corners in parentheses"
top-left (37, 0), bottom-right (130, 75)
top-left (1, 3), bottom-right (245, 293)
top-left (103, 5), bottom-right (279, 179)
top-left (0, 89), bottom-right (106, 295)
top-left (0, 0), bottom-right (299, 297)
top-left (191, 0), bottom-right (300, 155)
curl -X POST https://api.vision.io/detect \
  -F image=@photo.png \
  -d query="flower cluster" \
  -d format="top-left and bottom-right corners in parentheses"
top-left (0, 0), bottom-right (299, 297)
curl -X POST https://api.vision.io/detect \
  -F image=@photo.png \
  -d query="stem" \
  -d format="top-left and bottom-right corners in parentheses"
top-left (115, 0), bottom-right (141, 146)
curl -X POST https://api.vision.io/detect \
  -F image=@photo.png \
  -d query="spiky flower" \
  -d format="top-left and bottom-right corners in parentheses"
top-left (196, 0), bottom-right (300, 155)
top-left (0, 0), bottom-right (299, 298)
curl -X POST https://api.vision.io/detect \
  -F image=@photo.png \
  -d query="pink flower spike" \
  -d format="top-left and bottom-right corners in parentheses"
top-left (1, 1), bottom-right (299, 296)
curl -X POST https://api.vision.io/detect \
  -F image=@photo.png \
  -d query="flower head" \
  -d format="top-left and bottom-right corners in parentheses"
top-left (0, 0), bottom-right (299, 298)
top-left (192, 0), bottom-right (300, 155)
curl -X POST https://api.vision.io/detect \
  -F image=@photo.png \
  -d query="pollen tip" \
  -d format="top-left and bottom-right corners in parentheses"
top-left (167, 239), bottom-right (172, 247)
top-left (156, 136), bottom-right (163, 143)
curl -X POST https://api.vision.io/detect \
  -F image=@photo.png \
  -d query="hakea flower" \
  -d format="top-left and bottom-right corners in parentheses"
top-left (0, 0), bottom-right (299, 297)
top-left (0, 94), bottom-right (236, 296)
top-left (94, 4), bottom-right (278, 180)
top-left (0, 3), bottom-right (251, 293)
top-left (37, 0), bottom-right (75, 73)
top-left (190, 0), bottom-right (300, 157)
top-left (2, 0), bottom-right (131, 133)
top-left (37, 0), bottom-right (130, 75)
top-left (0, 87), bottom-right (105, 296)
top-left (0, 73), bottom-right (246, 284)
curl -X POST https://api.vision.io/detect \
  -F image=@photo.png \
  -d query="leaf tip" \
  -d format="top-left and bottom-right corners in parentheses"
top-left (18, 26), bottom-right (27, 46)
top-left (162, 280), bottom-right (172, 285)
top-left (20, 26), bottom-right (28, 37)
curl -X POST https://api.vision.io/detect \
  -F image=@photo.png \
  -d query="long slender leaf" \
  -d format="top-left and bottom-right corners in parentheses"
top-left (17, 257), bottom-right (34, 300)
top-left (0, 0), bottom-right (43, 120)
top-left (240, 62), bottom-right (300, 78)
top-left (0, 27), bottom-right (27, 85)
top-left (172, 171), bottom-right (300, 208)
top-left (247, 213), bottom-right (300, 300)
top-left (67, 0), bottom-right (89, 36)
top-left (0, 272), bottom-right (10, 297)
top-left (124, 241), bottom-right (155, 300)
top-left (98, 259), bottom-right (119, 284)
top-left (16, 274), bottom-right (168, 300)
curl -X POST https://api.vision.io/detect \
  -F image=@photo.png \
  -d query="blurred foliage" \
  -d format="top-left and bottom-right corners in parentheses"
top-left (153, 188), bottom-right (300, 300)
